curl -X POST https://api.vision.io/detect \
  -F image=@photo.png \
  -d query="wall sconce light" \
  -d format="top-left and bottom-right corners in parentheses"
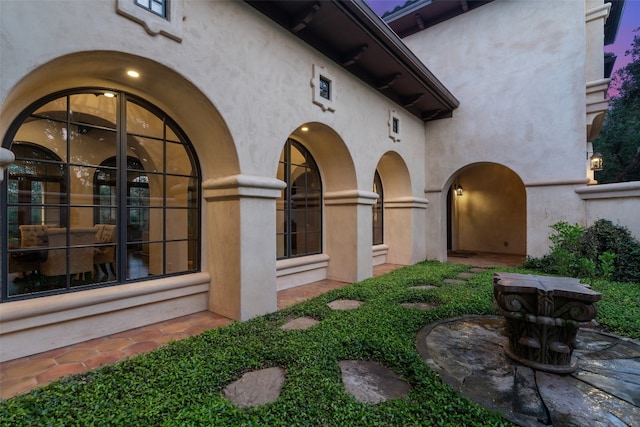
top-left (455, 184), bottom-right (463, 196)
top-left (589, 152), bottom-right (603, 171)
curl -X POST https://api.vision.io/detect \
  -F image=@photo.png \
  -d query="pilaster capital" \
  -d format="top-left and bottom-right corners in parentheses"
top-left (203, 174), bottom-right (286, 201)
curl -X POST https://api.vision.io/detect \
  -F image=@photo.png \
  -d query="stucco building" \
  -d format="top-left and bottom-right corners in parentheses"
top-left (0, 0), bottom-right (636, 362)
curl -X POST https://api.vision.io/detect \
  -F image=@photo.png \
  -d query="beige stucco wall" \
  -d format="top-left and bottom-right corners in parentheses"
top-left (577, 182), bottom-right (640, 239)
top-left (404, 0), bottom-right (593, 258)
top-left (0, 0), bottom-right (431, 360)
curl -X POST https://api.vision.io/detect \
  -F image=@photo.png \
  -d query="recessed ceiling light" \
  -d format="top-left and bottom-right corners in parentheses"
top-left (301, 126), bottom-right (309, 132)
top-left (103, 92), bottom-right (115, 98)
top-left (127, 70), bottom-right (140, 78)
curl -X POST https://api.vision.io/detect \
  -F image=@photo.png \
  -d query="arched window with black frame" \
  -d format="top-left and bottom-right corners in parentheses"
top-left (276, 139), bottom-right (322, 259)
top-left (372, 170), bottom-right (383, 246)
top-left (1, 89), bottom-right (201, 301)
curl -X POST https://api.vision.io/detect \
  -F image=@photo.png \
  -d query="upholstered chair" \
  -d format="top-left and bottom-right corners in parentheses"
top-left (8, 225), bottom-right (49, 275)
top-left (40, 228), bottom-right (96, 279)
top-left (94, 224), bottom-right (116, 278)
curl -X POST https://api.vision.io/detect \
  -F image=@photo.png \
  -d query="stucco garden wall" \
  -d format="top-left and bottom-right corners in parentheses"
top-left (403, 0), bottom-right (592, 258)
top-left (577, 182), bottom-right (640, 239)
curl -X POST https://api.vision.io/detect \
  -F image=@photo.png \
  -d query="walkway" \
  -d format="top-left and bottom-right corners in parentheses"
top-left (1, 264), bottom-right (402, 400)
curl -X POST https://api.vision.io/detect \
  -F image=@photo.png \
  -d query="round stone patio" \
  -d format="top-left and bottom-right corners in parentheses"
top-left (416, 315), bottom-right (640, 427)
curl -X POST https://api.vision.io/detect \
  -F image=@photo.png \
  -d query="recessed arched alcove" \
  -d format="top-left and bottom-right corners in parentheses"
top-left (447, 162), bottom-right (526, 256)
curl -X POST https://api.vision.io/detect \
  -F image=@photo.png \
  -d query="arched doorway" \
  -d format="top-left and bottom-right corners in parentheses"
top-left (447, 163), bottom-right (526, 257)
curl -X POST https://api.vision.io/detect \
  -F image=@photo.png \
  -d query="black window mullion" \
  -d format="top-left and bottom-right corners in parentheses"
top-left (64, 96), bottom-right (72, 290)
top-left (285, 140), bottom-right (292, 258)
top-left (117, 93), bottom-right (128, 282)
top-left (162, 118), bottom-right (167, 275)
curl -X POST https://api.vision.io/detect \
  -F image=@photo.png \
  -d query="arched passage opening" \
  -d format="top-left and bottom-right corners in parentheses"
top-left (375, 151), bottom-right (421, 265)
top-left (447, 163), bottom-right (526, 257)
top-left (276, 122), bottom-right (366, 286)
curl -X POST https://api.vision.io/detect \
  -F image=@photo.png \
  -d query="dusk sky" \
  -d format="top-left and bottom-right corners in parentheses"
top-left (365, 0), bottom-right (639, 84)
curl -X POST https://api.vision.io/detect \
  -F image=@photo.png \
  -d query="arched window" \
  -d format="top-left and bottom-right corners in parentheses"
top-left (276, 139), bottom-right (322, 259)
top-left (1, 89), bottom-right (201, 300)
top-left (372, 170), bottom-right (383, 245)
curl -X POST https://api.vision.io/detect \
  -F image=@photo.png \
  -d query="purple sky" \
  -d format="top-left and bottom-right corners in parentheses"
top-left (607, 0), bottom-right (639, 95)
top-left (365, 0), bottom-right (639, 89)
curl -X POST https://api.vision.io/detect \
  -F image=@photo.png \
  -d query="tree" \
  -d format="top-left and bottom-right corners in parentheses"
top-left (593, 28), bottom-right (640, 183)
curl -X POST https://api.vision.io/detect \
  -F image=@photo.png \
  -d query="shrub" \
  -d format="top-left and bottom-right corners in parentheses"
top-left (523, 219), bottom-right (640, 283)
top-left (579, 219), bottom-right (640, 282)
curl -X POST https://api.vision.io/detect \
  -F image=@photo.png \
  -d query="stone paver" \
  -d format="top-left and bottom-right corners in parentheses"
top-left (339, 360), bottom-right (411, 404)
top-left (417, 315), bottom-right (640, 427)
top-left (408, 285), bottom-right (437, 291)
top-left (457, 272), bottom-right (475, 279)
top-left (327, 299), bottom-right (364, 310)
top-left (281, 316), bottom-right (320, 330)
top-left (443, 279), bottom-right (467, 285)
top-left (399, 302), bottom-right (436, 310)
top-left (223, 367), bottom-right (285, 408)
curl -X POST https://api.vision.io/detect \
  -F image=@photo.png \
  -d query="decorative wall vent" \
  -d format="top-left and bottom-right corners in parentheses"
top-left (388, 110), bottom-right (401, 142)
top-left (116, 0), bottom-right (184, 42)
top-left (311, 64), bottom-right (336, 112)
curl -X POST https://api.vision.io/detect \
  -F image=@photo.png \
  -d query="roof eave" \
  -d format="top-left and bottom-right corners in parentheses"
top-left (244, 0), bottom-right (459, 121)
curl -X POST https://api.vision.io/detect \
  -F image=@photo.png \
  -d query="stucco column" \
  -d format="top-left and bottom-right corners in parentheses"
top-left (424, 190), bottom-right (446, 262)
top-left (203, 174), bottom-right (286, 321)
top-left (385, 196), bottom-right (429, 264)
top-left (324, 190), bottom-right (378, 283)
top-left (0, 147), bottom-right (14, 183)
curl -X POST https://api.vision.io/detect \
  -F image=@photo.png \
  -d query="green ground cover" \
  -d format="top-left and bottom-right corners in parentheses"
top-left (1, 261), bottom-right (638, 426)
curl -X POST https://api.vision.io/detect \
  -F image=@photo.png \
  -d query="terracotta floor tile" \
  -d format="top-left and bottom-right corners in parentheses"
top-left (154, 333), bottom-right (188, 346)
top-left (36, 363), bottom-right (87, 384)
top-left (4, 358), bottom-right (57, 378)
top-left (130, 329), bottom-right (166, 343)
top-left (84, 351), bottom-right (126, 369)
top-left (56, 349), bottom-right (98, 364)
top-left (109, 328), bottom-right (145, 339)
top-left (29, 347), bottom-right (71, 361)
top-left (160, 322), bottom-right (192, 334)
top-left (184, 324), bottom-right (214, 336)
top-left (0, 357), bottom-right (29, 373)
top-left (0, 376), bottom-right (38, 400)
top-left (95, 338), bottom-right (134, 352)
top-left (70, 337), bottom-right (109, 349)
top-left (123, 341), bottom-right (160, 357)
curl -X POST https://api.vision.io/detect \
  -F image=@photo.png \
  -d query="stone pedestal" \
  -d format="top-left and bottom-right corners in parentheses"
top-left (493, 272), bottom-right (601, 373)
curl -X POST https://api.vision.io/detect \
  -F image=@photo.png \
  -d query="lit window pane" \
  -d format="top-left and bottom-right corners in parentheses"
top-left (166, 141), bottom-right (193, 175)
top-left (127, 101), bottom-right (164, 139)
top-left (69, 93), bottom-right (117, 129)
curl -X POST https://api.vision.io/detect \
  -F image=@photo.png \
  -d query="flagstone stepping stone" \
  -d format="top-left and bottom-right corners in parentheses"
top-left (222, 367), bottom-right (285, 408)
top-left (408, 285), bottom-right (437, 291)
top-left (327, 299), bottom-right (363, 310)
top-left (281, 316), bottom-right (319, 330)
top-left (444, 279), bottom-right (467, 284)
top-left (339, 360), bottom-right (411, 404)
top-left (470, 267), bottom-right (487, 273)
top-left (458, 272), bottom-right (475, 279)
top-left (399, 302), bottom-right (437, 310)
